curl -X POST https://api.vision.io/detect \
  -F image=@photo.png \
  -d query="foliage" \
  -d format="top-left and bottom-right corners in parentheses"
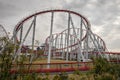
top-left (92, 57), bottom-right (120, 80)
top-left (92, 57), bottom-right (109, 75)
top-left (0, 37), bottom-right (120, 80)
top-left (0, 37), bottom-right (14, 80)
top-left (53, 72), bottom-right (68, 80)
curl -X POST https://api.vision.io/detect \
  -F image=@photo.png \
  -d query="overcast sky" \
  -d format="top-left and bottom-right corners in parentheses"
top-left (0, 0), bottom-right (120, 52)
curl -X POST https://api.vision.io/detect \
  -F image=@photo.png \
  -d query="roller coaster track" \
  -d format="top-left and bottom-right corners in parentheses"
top-left (0, 9), bottom-right (118, 74)
top-left (10, 52), bottom-right (120, 74)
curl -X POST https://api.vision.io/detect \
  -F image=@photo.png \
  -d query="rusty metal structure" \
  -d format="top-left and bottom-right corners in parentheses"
top-left (0, 10), bottom-right (119, 73)
top-left (45, 28), bottom-right (107, 61)
top-left (12, 9), bottom-right (110, 64)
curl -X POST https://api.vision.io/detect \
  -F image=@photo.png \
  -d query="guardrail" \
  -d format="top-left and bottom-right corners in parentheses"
top-left (10, 61), bottom-right (92, 74)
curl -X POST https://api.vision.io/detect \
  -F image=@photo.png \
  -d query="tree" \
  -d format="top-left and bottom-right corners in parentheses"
top-left (0, 37), bottom-right (15, 79)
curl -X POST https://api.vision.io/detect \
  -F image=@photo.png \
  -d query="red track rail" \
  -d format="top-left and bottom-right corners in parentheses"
top-left (10, 59), bottom-right (120, 74)
top-left (10, 62), bottom-right (92, 74)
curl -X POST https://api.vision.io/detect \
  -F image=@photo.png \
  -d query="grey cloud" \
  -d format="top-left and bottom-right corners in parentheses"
top-left (62, 0), bottom-right (120, 51)
top-left (0, 1), bottom-right (22, 18)
top-left (0, 0), bottom-right (120, 51)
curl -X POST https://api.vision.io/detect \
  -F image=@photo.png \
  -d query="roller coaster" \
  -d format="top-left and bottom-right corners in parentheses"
top-left (0, 10), bottom-right (120, 74)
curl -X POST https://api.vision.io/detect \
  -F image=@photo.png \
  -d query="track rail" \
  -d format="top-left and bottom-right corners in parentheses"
top-left (10, 60), bottom-right (120, 74)
top-left (10, 51), bottom-right (120, 74)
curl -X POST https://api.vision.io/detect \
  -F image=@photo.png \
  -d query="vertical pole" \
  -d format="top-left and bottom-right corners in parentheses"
top-left (86, 32), bottom-right (89, 59)
top-left (51, 35), bottom-right (53, 57)
top-left (82, 19), bottom-right (89, 60)
top-left (62, 34), bottom-right (65, 59)
top-left (70, 36), bottom-right (73, 60)
top-left (20, 24), bottom-right (23, 43)
top-left (80, 18), bottom-right (83, 60)
top-left (64, 33), bottom-right (67, 59)
top-left (60, 34), bottom-right (63, 58)
top-left (31, 15), bottom-right (36, 63)
top-left (70, 15), bottom-right (85, 61)
top-left (47, 12), bottom-right (54, 68)
top-left (80, 18), bottom-right (83, 44)
top-left (66, 12), bottom-right (70, 61)
top-left (85, 19), bottom-right (89, 59)
top-left (54, 35), bottom-right (58, 57)
top-left (19, 24), bottom-right (23, 60)
top-left (32, 16), bottom-right (36, 51)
